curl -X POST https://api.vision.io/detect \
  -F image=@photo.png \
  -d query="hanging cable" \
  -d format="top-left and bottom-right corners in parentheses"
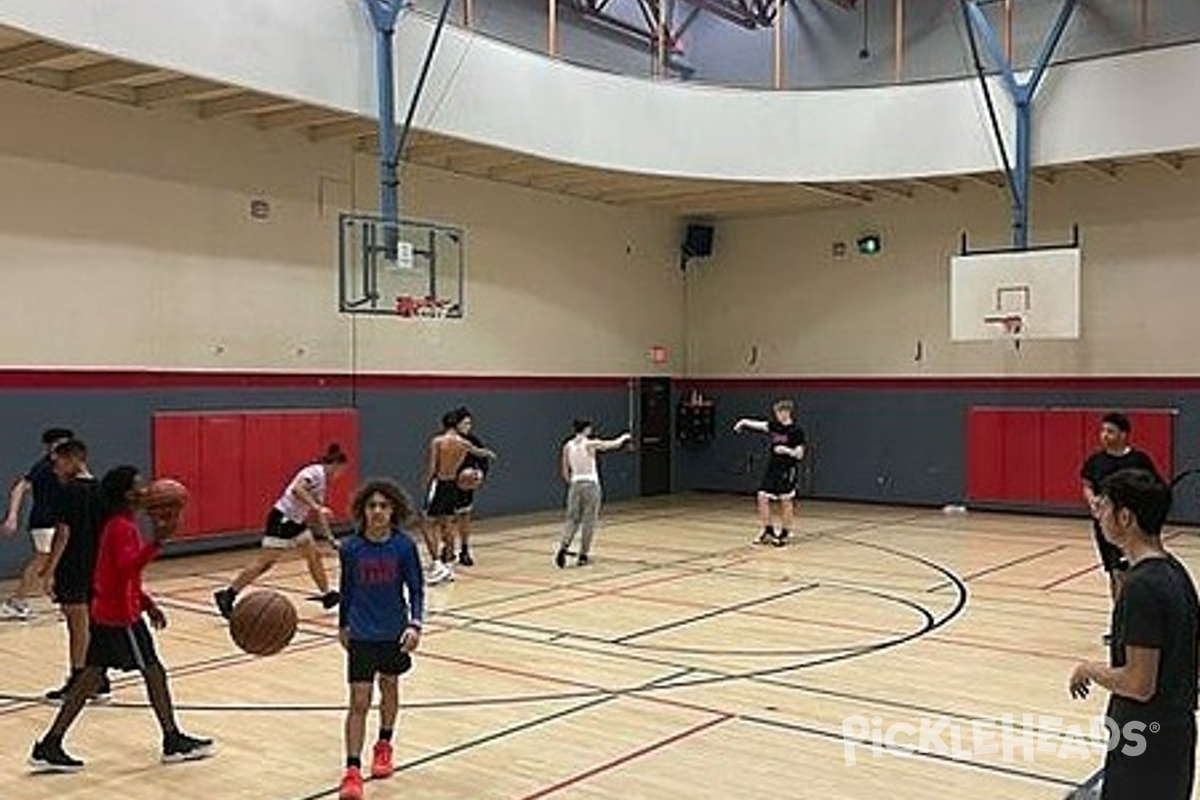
top-left (959, 0), bottom-right (1016, 203)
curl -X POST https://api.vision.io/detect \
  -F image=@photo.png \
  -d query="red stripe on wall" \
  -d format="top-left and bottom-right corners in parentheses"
top-left (3, 369), bottom-right (1200, 392)
top-left (688, 376), bottom-right (1200, 391)
top-left (0, 370), bottom-right (632, 391)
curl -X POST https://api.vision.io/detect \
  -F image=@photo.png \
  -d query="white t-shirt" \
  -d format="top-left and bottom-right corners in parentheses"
top-left (275, 463), bottom-right (326, 523)
top-left (564, 437), bottom-right (600, 483)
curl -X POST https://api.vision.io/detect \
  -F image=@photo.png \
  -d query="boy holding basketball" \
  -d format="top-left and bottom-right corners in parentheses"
top-left (734, 399), bottom-right (806, 546)
top-left (338, 479), bottom-right (425, 800)
top-left (29, 466), bottom-right (212, 771)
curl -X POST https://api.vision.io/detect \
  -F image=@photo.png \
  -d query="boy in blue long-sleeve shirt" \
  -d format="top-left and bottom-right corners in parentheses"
top-left (337, 480), bottom-right (425, 800)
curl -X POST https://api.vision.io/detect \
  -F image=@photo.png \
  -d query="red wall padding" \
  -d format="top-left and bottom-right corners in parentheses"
top-left (966, 407), bottom-right (1175, 508)
top-left (153, 409), bottom-right (359, 540)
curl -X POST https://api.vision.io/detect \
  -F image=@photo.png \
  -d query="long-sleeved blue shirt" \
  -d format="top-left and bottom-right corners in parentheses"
top-left (338, 529), bottom-right (425, 641)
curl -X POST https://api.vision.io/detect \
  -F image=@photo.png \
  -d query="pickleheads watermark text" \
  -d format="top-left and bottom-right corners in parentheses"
top-left (841, 714), bottom-right (1155, 766)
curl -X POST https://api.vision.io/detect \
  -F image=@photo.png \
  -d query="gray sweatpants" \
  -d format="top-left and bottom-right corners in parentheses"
top-left (560, 480), bottom-right (602, 556)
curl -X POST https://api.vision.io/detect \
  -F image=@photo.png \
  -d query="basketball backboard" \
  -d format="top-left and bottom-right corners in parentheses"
top-left (338, 213), bottom-right (464, 318)
top-left (950, 247), bottom-right (1080, 342)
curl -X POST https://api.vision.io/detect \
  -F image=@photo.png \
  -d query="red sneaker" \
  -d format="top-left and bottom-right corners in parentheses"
top-left (338, 766), bottom-right (364, 800)
top-left (371, 740), bottom-right (394, 779)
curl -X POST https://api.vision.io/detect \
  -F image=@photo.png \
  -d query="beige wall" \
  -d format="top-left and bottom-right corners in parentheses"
top-left (0, 81), bottom-right (682, 375)
top-left (689, 164), bottom-right (1200, 377)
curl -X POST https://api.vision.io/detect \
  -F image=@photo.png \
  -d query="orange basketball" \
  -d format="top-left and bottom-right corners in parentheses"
top-left (229, 590), bottom-right (298, 656)
top-left (144, 478), bottom-right (188, 511)
top-left (457, 468), bottom-right (484, 491)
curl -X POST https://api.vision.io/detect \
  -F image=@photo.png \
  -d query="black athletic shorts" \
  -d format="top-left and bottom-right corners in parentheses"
top-left (264, 508), bottom-right (308, 540)
top-left (1093, 522), bottom-right (1129, 573)
top-left (53, 561), bottom-right (92, 606)
top-left (759, 464), bottom-right (799, 499)
top-left (1102, 717), bottom-right (1195, 799)
top-left (347, 639), bottom-right (412, 684)
top-left (86, 619), bottom-right (161, 672)
top-left (425, 480), bottom-right (460, 519)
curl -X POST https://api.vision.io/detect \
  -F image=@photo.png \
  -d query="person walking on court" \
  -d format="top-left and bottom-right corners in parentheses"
top-left (214, 443), bottom-right (349, 619)
top-left (450, 406), bottom-right (494, 567)
top-left (555, 420), bottom-right (631, 568)
top-left (1068, 468), bottom-right (1198, 800)
top-left (734, 399), bottom-right (807, 546)
top-left (29, 465), bottom-right (212, 771)
top-left (337, 479), bottom-right (424, 800)
top-left (42, 438), bottom-right (112, 703)
top-left (2, 427), bottom-right (74, 620)
top-left (423, 412), bottom-right (496, 585)
top-left (1080, 413), bottom-right (1161, 602)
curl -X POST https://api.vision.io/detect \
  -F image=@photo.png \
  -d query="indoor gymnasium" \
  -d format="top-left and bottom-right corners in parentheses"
top-left (2, 1), bottom-right (1200, 798)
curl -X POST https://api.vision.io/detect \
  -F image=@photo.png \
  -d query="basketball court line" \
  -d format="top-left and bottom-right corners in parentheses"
top-left (512, 713), bottom-right (733, 800)
top-left (924, 544), bottom-right (1069, 592)
top-left (611, 582), bottom-right (821, 644)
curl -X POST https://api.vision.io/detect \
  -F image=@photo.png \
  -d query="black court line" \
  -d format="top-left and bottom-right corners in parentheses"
top-left (1040, 562), bottom-right (1101, 591)
top-left (740, 713), bottom-right (1082, 790)
top-left (925, 544), bottom-right (1067, 593)
top-left (611, 582), bottom-right (820, 644)
top-left (285, 666), bottom-right (698, 800)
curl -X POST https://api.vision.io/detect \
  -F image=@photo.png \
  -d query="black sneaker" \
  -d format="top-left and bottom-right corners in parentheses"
top-left (441, 546), bottom-right (456, 565)
top-left (213, 588), bottom-right (236, 620)
top-left (772, 530), bottom-right (790, 547)
top-left (320, 591), bottom-right (341, 610)
top-left (756, 527), bottom-right (776, 545)
top-left (577, 554), bottom-right (591, 567)
top-left (554, 549), bottom-right (567, 569)
top-left (458, 549), bottom-right (475, 567)
top-left (29, 739), bottom-right (84, 772)
top-left (162, 732), bottom-right (214, 764)
top-left (44, 674), bottom-right (76, 703)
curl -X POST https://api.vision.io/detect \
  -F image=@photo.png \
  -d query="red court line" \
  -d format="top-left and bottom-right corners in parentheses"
top-left (515, 714), bottom-right (732, 800)
top-left (424, 651), bottom-right (603, 692)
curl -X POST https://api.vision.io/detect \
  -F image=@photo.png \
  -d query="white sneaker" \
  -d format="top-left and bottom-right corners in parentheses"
top-left (426, 560), bottom-right (452, 586)
top-left (1, 599), bottom-right (31, 621)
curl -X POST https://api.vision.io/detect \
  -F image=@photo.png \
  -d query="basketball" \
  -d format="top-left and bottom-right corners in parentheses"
top-left (144, 478), bottom-right (189, 510)
top-left (457, 467), bottom-right (485, 491)
top-left (229, 590), bottom-right (298, 656)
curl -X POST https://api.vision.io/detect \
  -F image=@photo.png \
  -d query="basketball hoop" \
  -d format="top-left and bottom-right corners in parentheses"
top-left (396, 295), bottom-right (453, 345)
top-left (984, 314), bottom-right (1025, 351)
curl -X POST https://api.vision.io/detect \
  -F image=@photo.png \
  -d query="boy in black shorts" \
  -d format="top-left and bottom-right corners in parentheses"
top-left (1080, 413), bottom-right (1161, 602)
top-left (29, 465), bottom-right (211, 772)
top-left (734, 399), bottom-right (807, 546)
top-left (337, 479), bottom-right (424, 800)
top-left (43, 439), bottom-right (111, 702)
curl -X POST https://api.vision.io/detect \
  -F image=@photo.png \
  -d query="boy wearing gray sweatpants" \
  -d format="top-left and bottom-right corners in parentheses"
top-left (556, 420), bottom-right (632, 568)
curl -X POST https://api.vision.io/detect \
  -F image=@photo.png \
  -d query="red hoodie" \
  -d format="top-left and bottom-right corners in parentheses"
top-left (91, 511), bottom-right (160, 626)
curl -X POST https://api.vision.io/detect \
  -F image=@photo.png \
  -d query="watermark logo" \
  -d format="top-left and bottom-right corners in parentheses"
top-left (841, 714), bottom-right (1152, 766)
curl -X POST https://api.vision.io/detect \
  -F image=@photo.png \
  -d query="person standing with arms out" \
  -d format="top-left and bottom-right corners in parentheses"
top-left (213, 443), bottom-right (349, 619)
top-left (337, 479), bottom-right (424, 800)
top-left (555, 420), bottom-right (631, 568)
top-left (42, 439), bottom-right (111, 703)
top-left (29, 465), bottom-right (212, 771)
top-left (1080, 413), bottom-right (1162, 603)
top-left (2, 427), bottom-right (74, 620)
top-left (734, 399), bottom-right (806, 547)
top-left (1069, 469), bottom-right (1198, 800)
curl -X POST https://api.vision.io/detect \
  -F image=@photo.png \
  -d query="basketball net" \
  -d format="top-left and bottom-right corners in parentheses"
top-left (396, 295), bottom-right (451, 346)
top-left (984, 314), bottom-right (1024, 352)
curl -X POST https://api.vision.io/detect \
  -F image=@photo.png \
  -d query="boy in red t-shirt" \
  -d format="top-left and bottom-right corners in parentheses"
top-left (29, 465), bottom-right (212, 772)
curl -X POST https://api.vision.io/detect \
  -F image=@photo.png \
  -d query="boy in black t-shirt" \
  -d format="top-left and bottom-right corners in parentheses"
top-left (734, 399), bottom-right (807, 547)
top-left (1080, 413), bottom-right (1161, 601)
top-left (43, 439), bottom-right (111, 702)
top-left (1069, 468), bottom-right (1198, 800)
